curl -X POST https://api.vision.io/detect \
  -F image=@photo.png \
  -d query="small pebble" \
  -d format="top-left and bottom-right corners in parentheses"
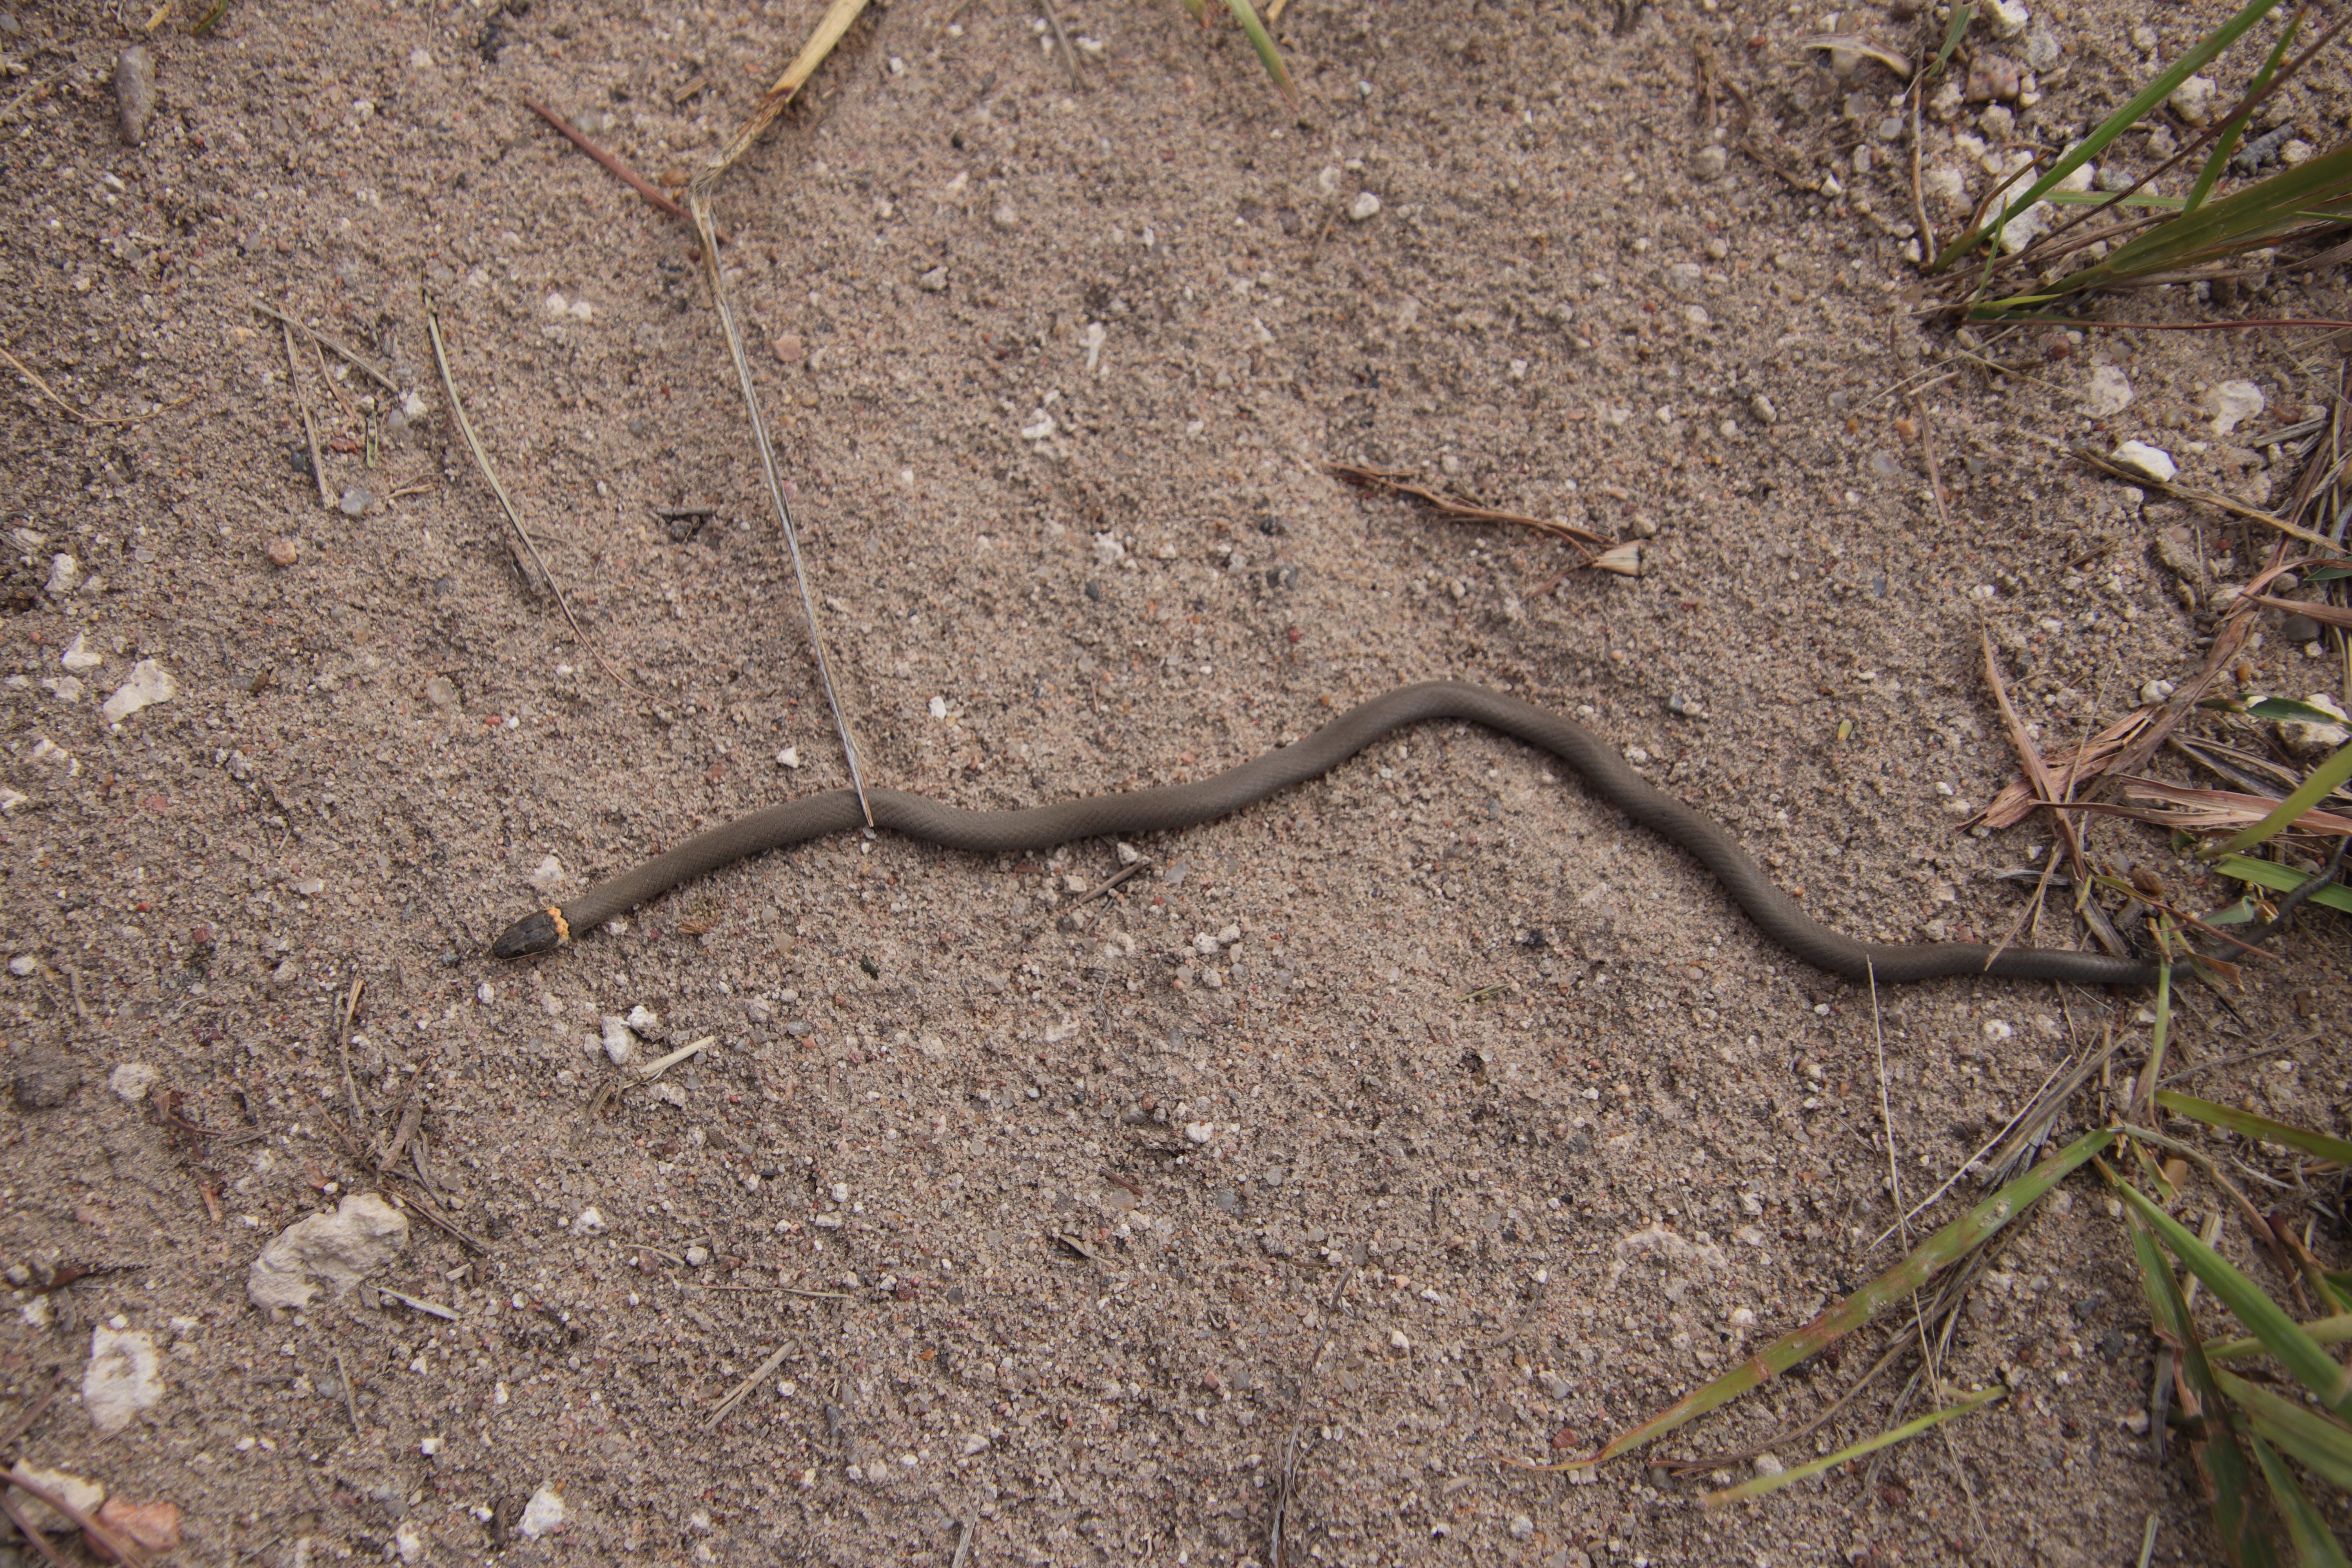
top-left (775, 746), bottom-right (801, 769)
top-left (109, 1062), bottom-right (158, 1103)
top-left (338, 487), bottom-right (374, 518)
top-left (11, 953), bottom-right (40, 977)
top-left (990, 202), bottom-right (1019, 231)
top-left (2169, 75), bottom-right (2216, 127)
top-left (1347, 191), bottom-right (1382, 222)
top-left (423, 675), bottom-right (459, 709)
top-left (13, 1046), bottom-right (81, 1111)
top-left (2109, 440), bottom-right (2177, 484)
top-left (9, 1465), bottom-right (103, 1535)
top-left (45, 554), bottom-right (80, 597)
top-left (1185, 1122), bottom-right (1214, 1145)
top-left (600, 1017), bottom-right (639, 1067)
top-left (528, 855), bottom-right (565, 895)
top-left (113, 46), bottom-right (155, 145)
top-left (916, 267), bottom-right (949, 292)
top-left (267, 537), bottom-right (300, 568)
top-left (519, 1485), bottom-right (566, 1539)
top-left (1983, 0), bottom-right (2029, 39)
top-left (1509, 1515), bottom-right (1535, 1540)
top-left (2080, 364), bottom-right (2133, 417)
top-left (770, 332), bottom-right (804, 364)
top-left (684, 1245), bottom-right (710, 1267)
top-left (83, 1326), bottom-right (163, 1435)
top-left (60, 634), bottom-right (102, 673)
top-left (2207, 379), bottom-right (2264, 436)
top-left (2282, 614), bottom-right (2321, 644)
top-left (1690, 144), bottom-right (1728, 182)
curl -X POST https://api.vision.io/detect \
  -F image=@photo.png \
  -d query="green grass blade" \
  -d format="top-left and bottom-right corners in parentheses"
top-left (1699, 1386), bottom-right (2007, 1506)
top-left (1933, 0), bottom-right (2288, 268)
top-left (2210, 1312), bottom-right (2352, 1361)
top-left (2155, 1092), bottom-right (2352, 1166)
top-left (2131, 1209), bottom-right (2280, 1567)
top-left (2220, 1368), bottom-right (2352, 1492)
top-left (2187, 10), bottom-right (2303, 214)
top-left (1590, 1127), bottom-right (2111, 1463)
top-left (1933, 4), bottom-right (1974, 75)
top-left (1217, 0), bottom-right (1296, 106)
top-left (2219, 743), bottom-right (2352, 855)
top-left (2061, 144), bottom-right (2352, 297)
top-left (2212, 856), bottom-right (2352, 917)
top-left (2248, 1430), bottom-right (2352, 1568)
top-left (2113, 1177), bottom-right (2352, 1417)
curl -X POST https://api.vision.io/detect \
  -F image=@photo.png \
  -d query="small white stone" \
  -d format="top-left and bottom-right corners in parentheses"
top-left (519, 1484), bottom-right (566, 1539)
top-left (1982, 1019), bottom-right (2015, 1041)
top-left (1509, 1514), bottom-right (1535, 1540)
top-left (929, 695), bottom-right (949, 719)
top-left (408, 46), bottom-right (435, 69)
top-left (684, 1245), bottom-right (710, 1267)
top-left (1389, 1328), bottom-right (1412, 1352)
top-left (916, 266), bottom-right (949, 292)
top-left (419, 1436), bottom-right (444, 1456)
top-left (2208, 379), bottom-right (2265, 436)
top-left (775, 746), bottom-right (801, 769)
top-left (44, 554), bottom-right (79, 596)
top-left (2081, 364), bottom-right (2134, 417)
top-left (394, 1523), bottom-right (425, 1564)
top-left (109, 1062), bottom-right (158, 1103)
top-left (960, 1433), bottom-right (989, 1456)
top-left (60, 634), bottom-right (102, 673)
top-left (247, 1193), bottom-right (410, 1311)
top-left (1729, 1306), bottom-right (1757, 1326)
top-left (476, 981), bottom-right (495, 1005)
top-left (83, 1326), bottom-right (163, 1435)
top-left (2110, 441), bottom-right (2178, 484)
top-left (529, 855), bottom-right (565, 895)
top-left (544, 292), bottom-right (570, 317)
top-left (575, 1205), bottom-right (607, 1236)
top-left (8, 954), bottom-right (35, 977)
top-left (601, 1017), bottom-right (639, 1066)
top-left (1020, 411), bottom-right (1057, 441)
top-left (2279, 693), bottom-right (2351, 755)
top-left (1984, 0), bottom-right (2030, 39)
top-left (1092, 532), bottom-right (1127, 566)
top-left (1184, 1122), bottom-right (1214, 1145)
top-left (1753, 1452), bottom-right (1785, 1476)
top-left (1348, 191), bottom-right (1382, 221)
top-left (2169, 75), bottom-right (2216, 127)
top-left (2140, 679), bottom-right (2177, 706)
top-left (626, 1004), bottom-right (659, 1031)
top-left (101, 659), bottom-right (176, 723)
top-left (7, 1464), bottom-right (103, 1534)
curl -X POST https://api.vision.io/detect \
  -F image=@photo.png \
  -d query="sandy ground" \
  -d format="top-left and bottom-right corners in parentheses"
top-left (3, 0), bottom-right (2351, 1563)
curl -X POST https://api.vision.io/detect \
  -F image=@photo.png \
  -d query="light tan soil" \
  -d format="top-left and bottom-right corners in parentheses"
top-left (2, 0), bottom-right (2349, 1563)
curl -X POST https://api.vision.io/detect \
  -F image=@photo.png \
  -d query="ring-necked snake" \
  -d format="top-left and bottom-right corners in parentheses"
top-left (490, 681), bottom-right (2159, 986)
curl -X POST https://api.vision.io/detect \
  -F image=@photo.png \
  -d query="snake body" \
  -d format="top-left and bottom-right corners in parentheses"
top-left (491, 681), bottom-right (2157, 986)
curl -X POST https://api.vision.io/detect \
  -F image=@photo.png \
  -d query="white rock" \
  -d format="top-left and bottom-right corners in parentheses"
top-left (625, 1004), bottom-right (658, 1031)
top-left (43, 676), bottom-right (83, 703)
top-left (60, 635), bottom-right (103, 673)
top-left (528, 855), bottom-right (565, 895)
top-left (1982, 1019), bottom-right (2015, 1042)
top-left (394, 1522), bottom-right (425, 1564)
top-left (100, 659), bottom-right (176, 723)
top-left (0, 789), bottom-right (26, 815)
top-left (575, 1205), bottom-right (608, 1236)
top-left (1019, 411), bottom-right (1057, 441)
top-left (1092, 532), bottom-right (1127, 566)
top-left (2110, 441), bottom-right (2177, 484)
top-left (1509, 1514), bottom-right (1535, 1540)
top-left (1983, 0), bottom-right (2029, 38)
top-left (2208, 379), bottom-right (2265, 436)
top-left (960, 1432), bottom-right (989, 1456)
top-left (1994, 200), bottom-right (2057, 254)
top-left (109, 1062), bottom-right (158, 1102)
top-left (1753, 1452), bottom-right (1785, 1476)
top-left (8, 955), bottom-right (35, 977)
top-left (246, 1193), bottom-right (410, 1311)
top-left (2280, 693), bottom-right (2351, 755)
top-left (44, 554), bottom-right (79, 596)
top-left (544, 292), bottom-right (569, 317)
top-left (1348, 192), bottom-right (1382, 221)
top-left (519, 1484), bottom-right (566, 1539)
top-left (2140, 679), bottom-right (2177, 706)
top-left (2170, 75), bottom-right (2216, 127)
top-left (2080, 364), bottom-right (2134, 417)
top-left (775, 746), bottom-right (800, 768)
top-left (408, 46), bottom-right (435, 69)
top-left (7, 1463), bottom-right (103, 1532)
top-left (600, 1017), bottom-right (639, 1067)
top-left (83, 1326), bottom-right (162, 1435)
top-left (1185, 1122), bottom-right (1214, 1145)
top-left (928, 695), bottom-right (949, 719)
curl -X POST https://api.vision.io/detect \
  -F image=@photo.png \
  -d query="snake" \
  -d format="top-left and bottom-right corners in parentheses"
top-left (490, 681), bottom-right (2159, 986)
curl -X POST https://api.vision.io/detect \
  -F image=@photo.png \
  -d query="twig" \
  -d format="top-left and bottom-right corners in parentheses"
top-left (1908, 394), bottom-right (1951, 530)
top-left (3, 1468), bottom-right (149, 1568)
top-left (684, 0), bottom-right (878, 826)
top-left (1024, 853), bottom-right (1154, 938)
top-left (679, 1281), bottom-right (853, 1299)
top-left (0, 343), bottom-right (172, 427)
top-left (949, 1518), bottom-right (975, 1568)
top-left (2074, 446), bottom-right (2338, 550)
top-left (1866, 963), bottom-right (1907, 1245)
top-left (1036, 0), bottom-right (1086, 90)
top-left (283, 320), bottom-right (332, 509)
top-left (2160, 1034), bottom-right (2317, 1087)
top-left (704, 1342), bottom-right (794, 1430)
top-left (0, 1382), bottom-right (60, 1455)
top-left (521, 96), bottom-right (710, 239)
top-left (0, 1492), bottom-right (70, 1568)
top-left (422, 290), bottom-right (641, 693)
top-left (333, 1347), bottom-right (363, 1434)
top-left (1325, 462), bottom-right (1606, 550)
top-left (334, 977), bottom-right (364, 1132)
top-left (375, 1085), bottom-right (422, 1176)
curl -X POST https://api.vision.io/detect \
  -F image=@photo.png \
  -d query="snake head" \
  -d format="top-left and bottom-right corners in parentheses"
top-left (490, 908), bottom-right (566, 958)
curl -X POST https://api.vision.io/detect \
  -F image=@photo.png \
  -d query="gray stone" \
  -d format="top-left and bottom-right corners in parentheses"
top-left (246, 1192), bottom-right (410, 1311)
top-left (2283, 613), bottom-right (2322, 644)
top-left (12, 1047), bottom-right (82, 1111)
top-left (113, 47), bottom-right (155, 145)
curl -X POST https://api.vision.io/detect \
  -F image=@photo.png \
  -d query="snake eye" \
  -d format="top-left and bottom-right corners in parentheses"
top-left (490, 910), bottom-right (563, 958)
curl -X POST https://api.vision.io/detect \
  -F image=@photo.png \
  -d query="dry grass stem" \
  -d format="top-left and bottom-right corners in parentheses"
top-left (250, 300), bottom-right (396, 390)
top-left (523, 96), bottom-right (701, 235)
top-left (283, 320), bottom-right (331, 509)
top-left (684, 0), bottom-right (877, 825)
top-left (1323, 463), bottom-right (1606, 550)
top-left (704, 1342), bottom-right (794, 1430)
top-left (422, 290), bottom-right (639, 694)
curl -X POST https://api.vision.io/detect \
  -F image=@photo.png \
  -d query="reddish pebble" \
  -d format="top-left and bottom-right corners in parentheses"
top-left (267, 537), bottom-right (299, 568)
top-left (771, 332), bottom-right (804, 365)
top-left (90, 1496), bottom-right (181, 1560)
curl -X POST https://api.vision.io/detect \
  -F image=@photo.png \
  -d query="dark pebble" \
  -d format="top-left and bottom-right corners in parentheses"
top-left (1263, 564), bottom-right (1301, 591)
top-left (1083, 580), bottom-right (1103, 603)
top-left (2282, 613), bottom-right (2321, 643)
top-left (1258, 514), bottom-right (1289, 536)
top-left (12, 1047), bottom-right (82, 1111)
top-left (2098, 1330), bottom-right (2126, 1360)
